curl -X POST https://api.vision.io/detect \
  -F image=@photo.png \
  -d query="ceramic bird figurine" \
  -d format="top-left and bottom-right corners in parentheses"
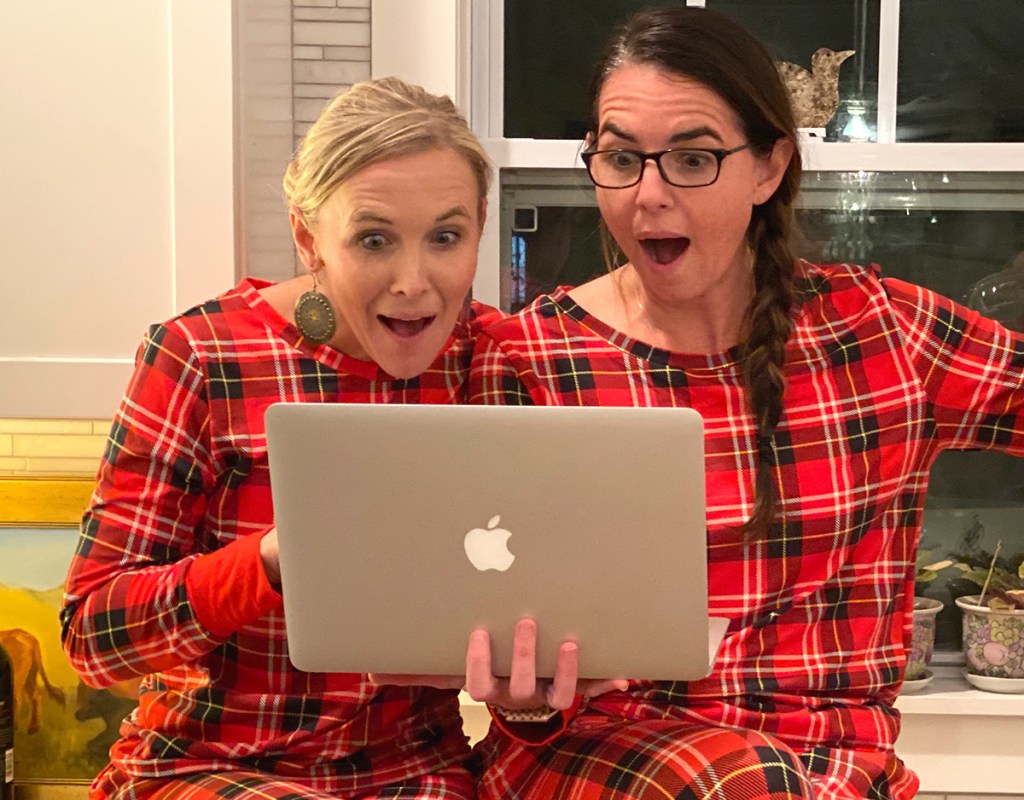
top-left (776, 48), bottom-right (855, 129)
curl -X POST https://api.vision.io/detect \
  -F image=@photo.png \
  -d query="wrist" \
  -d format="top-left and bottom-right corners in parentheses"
top-left (259, 529), bottom-right (281, 588)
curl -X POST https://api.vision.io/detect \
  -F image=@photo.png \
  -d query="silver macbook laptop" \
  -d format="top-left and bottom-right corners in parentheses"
top-left (265, 402), bottom-right (728, 681)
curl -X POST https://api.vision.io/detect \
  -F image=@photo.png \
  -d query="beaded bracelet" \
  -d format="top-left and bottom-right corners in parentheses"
top-left (491, 702), bottom-right (560, 723)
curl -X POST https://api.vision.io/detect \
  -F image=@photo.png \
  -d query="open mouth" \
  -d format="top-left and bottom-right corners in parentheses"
top-left (639, 237), bottom-right (690, 266)
top-left (379, 315), bottom-right (436, 338)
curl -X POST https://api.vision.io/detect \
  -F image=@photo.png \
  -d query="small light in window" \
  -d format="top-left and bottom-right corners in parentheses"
top-left (841, 100), bottom-right (873, 142)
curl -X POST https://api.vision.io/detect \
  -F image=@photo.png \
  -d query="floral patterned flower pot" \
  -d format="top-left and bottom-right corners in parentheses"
top-left (907, 597), bottom-right (943, 679)
top-left (956, 594), bottom-right (1024, 681)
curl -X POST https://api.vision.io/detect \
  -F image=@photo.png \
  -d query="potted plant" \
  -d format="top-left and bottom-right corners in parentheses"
top-left (904, 554), bottom-right (951, 686)
top-left (951, 541), bottom-right (1024, 690)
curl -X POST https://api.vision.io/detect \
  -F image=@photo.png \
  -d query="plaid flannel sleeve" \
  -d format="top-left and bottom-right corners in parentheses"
top-left (60, 322), bottom-right (278, 687)
top-left (885, 277), bottom-right (1024, 455)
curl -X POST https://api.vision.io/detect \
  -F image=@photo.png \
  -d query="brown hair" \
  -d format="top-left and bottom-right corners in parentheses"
top-left (589, 6), bottom-right (803, 536)
top-left (283, 76), bottom-right (492, 225)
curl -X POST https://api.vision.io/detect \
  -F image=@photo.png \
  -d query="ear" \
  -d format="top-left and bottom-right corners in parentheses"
top-left (752, 137), bottom-right (796, 206)
top-left (289, 206), bottom-right (319, 270)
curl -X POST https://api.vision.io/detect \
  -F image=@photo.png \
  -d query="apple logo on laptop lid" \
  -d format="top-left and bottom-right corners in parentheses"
top-left (464, 515), bottom-right (515, 572)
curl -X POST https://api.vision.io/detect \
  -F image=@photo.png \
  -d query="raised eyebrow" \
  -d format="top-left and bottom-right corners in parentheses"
top-left (597, 122), bottom-right (725, 147)
top-left (436, 206), bottom-right (471, 223)
top-left (668, 126), bottom-right (725, 146)
top-left (351, 211), bottom-right (393, 225)
top-left (598, 121), bottom-right (637, 143)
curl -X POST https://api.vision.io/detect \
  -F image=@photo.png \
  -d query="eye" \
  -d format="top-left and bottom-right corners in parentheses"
top-left (672, 150), bottom-right (715, 171)
top-left (608, 151), bottom-right (640, 170)
top-left (433, 229), bottom-right (462, 246)
top-left (359, 233), bottom-right (389, 251)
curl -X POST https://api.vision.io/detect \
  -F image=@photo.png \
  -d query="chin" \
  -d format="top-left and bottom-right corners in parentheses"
top-left (378, 345), bottom-right (444, 380)
top-left (385, 363), bottom-right (430, 380)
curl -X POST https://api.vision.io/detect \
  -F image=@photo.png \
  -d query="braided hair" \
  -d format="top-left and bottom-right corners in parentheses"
top-left (589, 7), bottom-right (804, 536)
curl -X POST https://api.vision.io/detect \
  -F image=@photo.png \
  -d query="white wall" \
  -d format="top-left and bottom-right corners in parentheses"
top-left (370, 0), bottom-right (462, 103)
top-left (0, 0), bottom-right (234, 419)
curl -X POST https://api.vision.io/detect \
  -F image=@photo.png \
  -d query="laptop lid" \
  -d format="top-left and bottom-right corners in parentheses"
top-left (265, 402), bottom-right (726, 681)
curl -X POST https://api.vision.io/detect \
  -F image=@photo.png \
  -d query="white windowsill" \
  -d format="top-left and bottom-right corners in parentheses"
top-left (895, 664), bottom-right (1024, 716)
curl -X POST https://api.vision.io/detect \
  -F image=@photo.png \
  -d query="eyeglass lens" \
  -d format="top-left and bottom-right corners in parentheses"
top-left (588, 150), bottom-right (721, 187)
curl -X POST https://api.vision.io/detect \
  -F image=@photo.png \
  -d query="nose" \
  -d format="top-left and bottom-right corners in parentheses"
top-left (634, 157), bottom-right (674, 209)
top-left (389, 250), bottom-right (430, 297)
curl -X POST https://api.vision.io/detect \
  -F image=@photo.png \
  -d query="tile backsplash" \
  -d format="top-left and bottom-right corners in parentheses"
top-left (292, 0), bottom-right (371, 143)
top-left (0, 418), bottom-right (108, 476)
top-left (236, 0), bottom-right (373, 283)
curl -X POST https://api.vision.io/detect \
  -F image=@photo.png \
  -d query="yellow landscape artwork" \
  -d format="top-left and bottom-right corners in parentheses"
top-left (0, 528), bottom-right (138, 782)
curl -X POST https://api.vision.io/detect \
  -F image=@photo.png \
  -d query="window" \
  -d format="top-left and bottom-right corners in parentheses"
top-left (379, 0), bottom-right (1024, 656)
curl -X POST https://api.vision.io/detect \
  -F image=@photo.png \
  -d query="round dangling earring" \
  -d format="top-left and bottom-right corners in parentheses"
top-left (294, 267), bottom-right (337, 344)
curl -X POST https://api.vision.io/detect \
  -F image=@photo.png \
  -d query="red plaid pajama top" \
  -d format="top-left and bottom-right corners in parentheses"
top-left (60, 279), bottom-right (499, 798)
top-left (469, 262), bottom-right (1024, 800)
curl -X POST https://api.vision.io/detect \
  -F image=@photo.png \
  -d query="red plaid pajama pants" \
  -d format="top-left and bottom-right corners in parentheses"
top-left (476, 718), bottom-right (815, 800)
top-left (92, 765), bottom-right (476, 800)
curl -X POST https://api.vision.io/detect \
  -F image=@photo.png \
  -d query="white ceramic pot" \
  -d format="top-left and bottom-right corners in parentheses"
top-left (907, 596), bottom-right (943, 680)
top-left (956, 594), bottom-right (1024, 681)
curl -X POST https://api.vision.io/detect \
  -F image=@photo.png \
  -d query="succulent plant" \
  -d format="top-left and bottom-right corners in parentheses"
top-left (951, 545), bottom-right (1024, 611)
top-left (914, 543), bottom-right (952, 596)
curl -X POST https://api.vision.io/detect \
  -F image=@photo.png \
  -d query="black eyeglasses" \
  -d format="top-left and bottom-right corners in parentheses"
top-left (580, 142), bottom-right (761, 189)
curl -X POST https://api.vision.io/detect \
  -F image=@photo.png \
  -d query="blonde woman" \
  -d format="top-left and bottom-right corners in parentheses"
top-left (61, 77), bottom-right (496, 800)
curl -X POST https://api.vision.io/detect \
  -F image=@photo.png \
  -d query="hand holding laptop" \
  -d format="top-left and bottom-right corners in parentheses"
top-left (463, 619), bottom-right (629, 711)
top-left (370, 618), bottom-right (628, 711)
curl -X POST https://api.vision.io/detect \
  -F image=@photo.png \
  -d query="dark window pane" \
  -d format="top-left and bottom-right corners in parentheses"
top-left (897, 0), bottom-right (1024, 142)
top-left (508, 206), bottom-right (605, 312)
top-left (504, 0), bottom-right (880, 142)
top-left (917, 458), bottom-right (1024, 651)
top-left (504, 1), bottom-right (653, 140)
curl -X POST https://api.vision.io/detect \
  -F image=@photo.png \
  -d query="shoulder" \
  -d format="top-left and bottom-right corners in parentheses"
top-left (798, 260), bottom-right (960, 326)
top-left (798, 260), bottom-right (885, 301)
top-left (476, 288), bottom-right (577, 346)
top-left (161, 280), bottom-right (263, 339)
top-left (143, 280), bottom-right (268, 358)
top-left (466, 300), bottom-right (508, 335)
top-left (795, 260), bottom-right (908, 326)
top-left (127, 281), bottom-right (270, 389)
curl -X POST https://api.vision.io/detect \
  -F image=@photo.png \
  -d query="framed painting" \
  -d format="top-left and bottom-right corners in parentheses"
top-left (0, 476), bottom-right (139, 799)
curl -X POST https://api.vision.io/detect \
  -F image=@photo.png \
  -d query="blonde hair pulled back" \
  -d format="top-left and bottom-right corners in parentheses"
top-left (283, 76), bottom-right (491, 226)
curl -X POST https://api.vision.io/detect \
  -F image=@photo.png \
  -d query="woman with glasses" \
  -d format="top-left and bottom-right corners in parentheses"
top-left (468, 6), bottom-right (1024, 800)
top-left (61, 77), bottom-right (497, 800)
